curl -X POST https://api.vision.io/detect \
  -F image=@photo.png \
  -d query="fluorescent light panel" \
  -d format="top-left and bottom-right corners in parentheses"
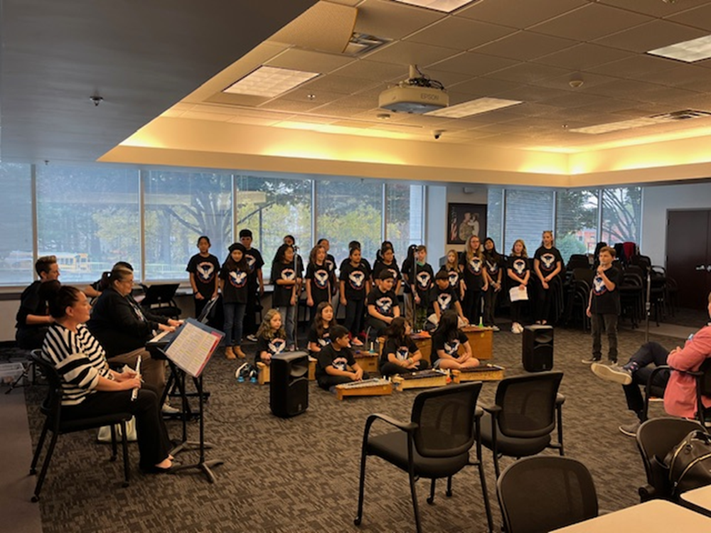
top-left (647, 34), bottom-right (711, 63)
top-left (393, 0), bottom-right (477, 14)
top-left (426, 97), bottom-right (522, 118)
top-left (570, 117), bottom-right (670, 135)
top-left (224, 66), bottom-right (319, 98)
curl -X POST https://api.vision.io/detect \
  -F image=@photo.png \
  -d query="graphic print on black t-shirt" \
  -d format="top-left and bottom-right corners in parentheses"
top-left (511, 258), bottom-right (528, 276)
top-left (486, 259), bottom-right (500, 276)
top-left (467, 257), bottom-right (483, 275)
top-left (349, 270), bottom-right (366, 290)
top-left (437, 292), bottom-right (453, 311)
top-left (593, 275), bottom-right (608, 295)
top-left (268, 338), bottom-right (286, 357)
top-left (396, 345), bottom-right (410, 361)
top-left (375, 296), bottom-right (394, 316)
top-left (332, 355), bottom-right (350, 372)
top-left (229, 270), bottom-right (248, 288)
top-left (416, 271), bottom-right (432, 290)
top-left (245, 255), bottom-right (257, 273)
top-left (443, 339), bottom-right (460, 356)
top-left (539, 253), bottom-right (557, 272)
top-left (313, 268), bottom-right (329, 289)
top-left (448, 270), bottom-right (460, 287)
top-left (196, 261), bottom-right (216, 283)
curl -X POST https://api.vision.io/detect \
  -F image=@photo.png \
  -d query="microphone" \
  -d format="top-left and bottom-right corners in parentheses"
top-left (131, 356), bottom-right (141, 401)
top-left (292, 245), bottom-right (299, 252)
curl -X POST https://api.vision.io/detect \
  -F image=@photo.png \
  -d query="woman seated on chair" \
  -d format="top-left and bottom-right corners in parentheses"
top-left (42, 286), bottom-right (173, 473)
top-left (591, 291), bottom-right (711, 437)
top-left (87, 264), bottom-right (181, 404)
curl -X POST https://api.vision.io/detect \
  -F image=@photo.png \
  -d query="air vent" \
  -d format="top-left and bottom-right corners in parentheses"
top-left (344, 33), bottom-right (390, 56)
top-left (651, 109), bottom-right (711, 121)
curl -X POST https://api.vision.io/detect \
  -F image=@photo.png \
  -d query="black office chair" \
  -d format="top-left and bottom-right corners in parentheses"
top-left (635, 417), bottom-right (706, 502)
top-left (497, 456), bottom-right (598, 533)
top-left (642, 359), bottom-right (711, 425)
top-left (140, 283), bottom-right (182, 319)
top-left (480, 372), bottom-right (565, 479)
top-left (354, 382), bottom-right (493, 533)
top-left (29, 353), bottom-right (131, 502)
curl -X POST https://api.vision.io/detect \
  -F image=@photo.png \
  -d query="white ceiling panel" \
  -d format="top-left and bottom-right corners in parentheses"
top-left (332, 58), bottom-right (409, 81)
top-left (428, 51), bottom-right (518, 76)
top-left (364, 40), bottom-right (459, 67)
top-left (534, 43), bottom-right (632, 71)
top-left (487, 62), bottom-right (570, 84)
top-left (405, 16), bottom-right (516, 50)
top-left (354, 0), bottom-right (445, 40)
top-left (473, 31), bottom-right (576, 62)
top-left (593, 20), bottom-right (709, 54)
top-left (597, 0), bottom-right (711, 18)
top-left (266, 48), bottom-right (355, 73)
top-left (587, 54), bottom-right (679, 79)
top-left (667, 4), bottom-right (711, 32)
top-left (530, 4), bottom-right (651, 42)
top-left (456, 0), bottom-right (587, 30)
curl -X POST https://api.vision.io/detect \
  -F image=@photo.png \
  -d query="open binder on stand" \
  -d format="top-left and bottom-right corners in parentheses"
top-left (159, 318), bottom-right (224, 483)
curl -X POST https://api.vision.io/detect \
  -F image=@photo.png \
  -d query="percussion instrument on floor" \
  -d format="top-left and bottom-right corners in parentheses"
top-left (451, 364), bottom-right (505, 383)
top-left (258, 359), bottom-right (317, 384)
top-left (391, 369), bottom-right (449, 391)
top-left (460, 326), bottom-right (493, 360)
top-left (353, 349), bottom-right (379, 373)
top-left (335, 378), bottom-right (393, 400)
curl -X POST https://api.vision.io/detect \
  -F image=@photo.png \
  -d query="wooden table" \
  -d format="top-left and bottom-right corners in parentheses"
top-left (551, 500), bottom-right (711, 532)
top-left (681, 484), bottom-right (711, 517)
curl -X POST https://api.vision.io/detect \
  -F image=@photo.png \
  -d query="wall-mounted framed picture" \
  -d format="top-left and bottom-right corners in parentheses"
top-left (447, 203), bottom-right (487, 245)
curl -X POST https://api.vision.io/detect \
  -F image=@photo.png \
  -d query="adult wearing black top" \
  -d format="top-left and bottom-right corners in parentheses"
top-left (533, 230), bottom-right (563, 325)
top-left (366, 271), bottom-right (400, 336)
top-left (87, 266), bottom-right (180, 396)
top-left (16, 255), bottom-right (60, 350)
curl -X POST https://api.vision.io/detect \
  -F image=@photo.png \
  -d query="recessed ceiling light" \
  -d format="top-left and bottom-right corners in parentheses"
top-left (377, 113), bottom-right (391, 120)
top-left (392, 0), bottom-right (478, 14)
top-left (223, 66), bottom-right (319, 98)
top-left (570, 117), bottom-right (669, 135)
top-left (425, 97), bottom-right (522, 118)
top-left (647, 34), bottom-right (711, 63)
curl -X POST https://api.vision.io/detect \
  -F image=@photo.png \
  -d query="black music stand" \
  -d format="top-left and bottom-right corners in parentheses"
top-left (160, 318), bottom-right (224, 483)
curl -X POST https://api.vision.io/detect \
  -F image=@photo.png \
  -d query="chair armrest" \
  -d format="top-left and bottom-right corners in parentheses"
top-left (364, 413), bottom-right (417, 433)
top-left (481, 404), bottom-right (502, 415)
top-left (555, 393), bottom-right (565, 407)
top-left (475, 406), bottom-right (484, 419)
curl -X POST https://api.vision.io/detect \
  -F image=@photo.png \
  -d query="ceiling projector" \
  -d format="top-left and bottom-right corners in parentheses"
top-left (378, 65), bottom-right (448, 114)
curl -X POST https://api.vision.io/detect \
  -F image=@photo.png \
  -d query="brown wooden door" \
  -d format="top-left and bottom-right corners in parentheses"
top-left (666, 210), bottom-right (711, 309)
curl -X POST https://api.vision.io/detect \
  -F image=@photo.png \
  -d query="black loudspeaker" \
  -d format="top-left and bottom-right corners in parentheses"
top-left (270, 351), bottom-right (309, 418)
top-left (522, 325), bottom-right (554, 372)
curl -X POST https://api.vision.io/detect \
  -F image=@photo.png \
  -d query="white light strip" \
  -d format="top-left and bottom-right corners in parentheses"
top-left (570, 117), bottom-right (671, 135)
top-left (425, 97), bottom-right (522, 118)
top-left (393, 0), bottom-right (477, 14)
top-left (647, 34), bottom-right (711, 63)
top-left (223, 66), bottom-right (319, 98)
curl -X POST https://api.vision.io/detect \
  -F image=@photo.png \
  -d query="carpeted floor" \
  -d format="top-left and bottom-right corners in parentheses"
top-left (16, 325), bottom-right (688, 533)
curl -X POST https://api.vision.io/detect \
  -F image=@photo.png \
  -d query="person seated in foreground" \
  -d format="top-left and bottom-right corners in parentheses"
top-left (591, 291), bottom-right (711, 437)
top-left (41, 286), bottom-right (174, 473)
top-left (315, 325), bottom-right (370, 391)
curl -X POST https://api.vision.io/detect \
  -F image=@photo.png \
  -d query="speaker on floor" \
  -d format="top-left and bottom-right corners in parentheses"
top-left (270, 351), bottom-right (309, 418)
top-left (522, 325), bottom-right (554, 372)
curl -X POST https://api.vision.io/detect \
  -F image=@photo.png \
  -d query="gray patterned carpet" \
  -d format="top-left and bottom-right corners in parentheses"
top-left (19, 325), bottom-right (683, 533)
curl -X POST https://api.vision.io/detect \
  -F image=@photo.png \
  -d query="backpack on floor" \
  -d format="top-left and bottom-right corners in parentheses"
top-left (664, 429), bottom-right (711, 498)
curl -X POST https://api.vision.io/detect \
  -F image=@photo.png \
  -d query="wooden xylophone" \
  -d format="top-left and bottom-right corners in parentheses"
top-left (353, 350), bottom-right (379, 373)
top-left (335, 378), bottom-right (393, 400)
top-left (391, 369), bottom-right (449, 391)
top-left (451, 364), bottom-right (505, 383)
top-left (258, 359), bottom-right (317, 385)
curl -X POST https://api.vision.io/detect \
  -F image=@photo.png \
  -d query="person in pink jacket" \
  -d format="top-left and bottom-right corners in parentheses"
top-left (591, 291), bottom-right (711, 437)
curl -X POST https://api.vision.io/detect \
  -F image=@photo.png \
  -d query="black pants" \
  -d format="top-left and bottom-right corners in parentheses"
top-left (62, 388), bottom-right (170, 469)
top-left (367, 317), bottom-right (389, 338)
top-left (380, 360), bottom-right (429, 378)
top-left (482, 288), bottom-right (498, 327)
top-left (344, 299), bottom-right (365, 337)
top-left (194, 295), bottom-right (209, 319)
top-left (623, 342), bottom-right (670, 418)
top-left (462, 289), bottom-right (483, 325)
top-left (244, 286), bottom-right (260, 336)
top-left (510, 300), bottom-right (525, 324)
top-left (591, 313), bottom-right (619, 362)
top-left (317, 372), bottom-right (371, 390)
top-left (535, 283), bottom-right (553, 323)
top-left (16, 327), bottom-right (49, 350)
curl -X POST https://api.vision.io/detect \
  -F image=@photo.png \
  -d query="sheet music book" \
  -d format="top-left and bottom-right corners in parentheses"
top-left (163, 318), bottom-right (224, 378)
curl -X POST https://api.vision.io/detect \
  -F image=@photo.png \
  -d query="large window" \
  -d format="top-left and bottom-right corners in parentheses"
top-left (316, 179), bottom-right (383, 266)
top-left (555, 189), bottom-right (599, 262)
top-left (36, 166), bottom-right (140, 282)
top-left (235, 175), bottom-right (312, 268)
top-left (0, 164), bottom-right (33, 285)
top-left (601, 187), bottom-right (642, 245)
top-left (385, 183), bottom-right (425, 263)
top-left (503, 190), bottom-right (555, 256)
top-left (486, 187), bottom-right (504, 252)
top-left (144, 171), bottom-right (232, 279)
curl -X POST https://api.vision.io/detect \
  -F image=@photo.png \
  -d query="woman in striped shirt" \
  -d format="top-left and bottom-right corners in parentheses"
top-left (41, 286), bottom-right (173, 473)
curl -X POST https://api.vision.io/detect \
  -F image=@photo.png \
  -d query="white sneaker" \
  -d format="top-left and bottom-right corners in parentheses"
top-left (246, 334), bottom-right (258, 342)
top-left (161, 403), bottom-right (180, 415)
top-left (491, 325), bottom-right (500, 332)
top-left (592, 363), bottom-right (633, 385)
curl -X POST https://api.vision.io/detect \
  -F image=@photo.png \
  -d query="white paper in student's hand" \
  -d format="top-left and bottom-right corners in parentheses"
top-left (509, 286), bottom-right (528, 302)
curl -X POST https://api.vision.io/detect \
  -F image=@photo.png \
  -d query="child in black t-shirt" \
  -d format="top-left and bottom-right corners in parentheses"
top-left (507, 239), bottom-right (530, 334)
top-left (308, 301), bottom-right (334, 354)
top-left (186, 235), bottom-right (220, 319)
top-left (366, 270), bottom-right (400, 337)
top-left (380, 317), bottom-right (429, 377)
top-left (339, 246), bottom-right (371, 347)
top-left (254, 309), bottom-right (288, 366)
top-left (219, 243), bottom-right (250, 360)
top-left (431, 310), bottom-right (480, 371)
top-left (315, 325), bottom-right (369, 390)
top-left (459, 235), bottom-right (488, 326)
top-left (482, 237), bottom-right (503, 331)
top-left (439, 249), bottom-right (463, 299)
top-left (533, 230), bottom-right (563, 325)
top-left (410, 245), bottom-right (434, 332)
top-left (372, 245), bottom-right (401, 294)
top-left (428, 269), bottom-right (467, 328)
top-left (239, 229), bottom-right (265, 341)
top-left (305, 244), bottom-right (332, 314)
top-left (584, 246), bottom-right (621, 364)
top-left (271, 243), bottom-right (302, 350)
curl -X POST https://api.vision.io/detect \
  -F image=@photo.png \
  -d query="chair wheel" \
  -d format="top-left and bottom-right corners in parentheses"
top-left (426, 497), bottom-right (435, 505)
top-left (31, 495), bottom-right (39, 503)
top-left (354, 517), bottom-right (361, 526)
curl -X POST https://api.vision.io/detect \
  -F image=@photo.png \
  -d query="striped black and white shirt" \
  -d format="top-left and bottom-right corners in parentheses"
top-left (41, 323), bottom-right (113, 406)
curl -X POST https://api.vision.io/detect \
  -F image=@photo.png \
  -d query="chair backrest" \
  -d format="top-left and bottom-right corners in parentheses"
top-left (494, 372), bottom-right (564, 439)
top-left (30, 352), bottom-right (64, 421)
top-left (636, 417), bottom-right (705, 496)
top-left (698, 358), bottom-right (711, 397)
top-left (197, 296), bottom-right (219, 323)
top-left (497, 456), bottom-right (598, 533)
top-left (141, 283), bottom-right (180, 306)
top-left (410, 382), bottom-right (483, 458)
top-left (572, 268), bottom-right (593, 285)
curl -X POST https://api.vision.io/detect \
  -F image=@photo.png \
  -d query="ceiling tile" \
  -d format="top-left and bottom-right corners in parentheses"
top-left (534, 43), bottom-right (632, 71)
top-left (494, 84), bottom-right (574, 103)
top-left (596, 0), bottom-right (711, 17)
top-left (487, 62), bottom-right (570, 84)
top-left (428, 51), bottom-right (518, 76)
top-left (266, 48), bottom-right (355, 73)
top-left (406, 16), bottom-right (516, 50)
top-left (299, 75), bottom-right (382, 95)
top-left (447, 77), bottom-right (520, 97)
top-left (638, 65), bottom-right (711, 92)
top-left (473, 31), bottom-right (577, 61)
top-left (259, 99), bottom-right (324, 113)
top-left (587, 54), bottom-right (679, 79)
top-left (354, 0), bottom-right (445, 40)
top-left (364, 40), bottom-right (460, 67)
top-left (332, 58), bottom-right (409, 81)
top-left (530, 4), bottom-right (651, 42)
top-left (456, 0), bottom-right (587, 30)
top-left (532, 72), bottom-right (620, 92)
top-left (593, 20), bottom-right (709, 53)
top-left (667, 4), bottom-right (711, 32)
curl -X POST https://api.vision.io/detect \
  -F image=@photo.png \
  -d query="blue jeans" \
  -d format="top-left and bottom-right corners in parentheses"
top-left (277, 305), bottom-right (296, 346)
top-left (223, 302), bottom-right (246, 346)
